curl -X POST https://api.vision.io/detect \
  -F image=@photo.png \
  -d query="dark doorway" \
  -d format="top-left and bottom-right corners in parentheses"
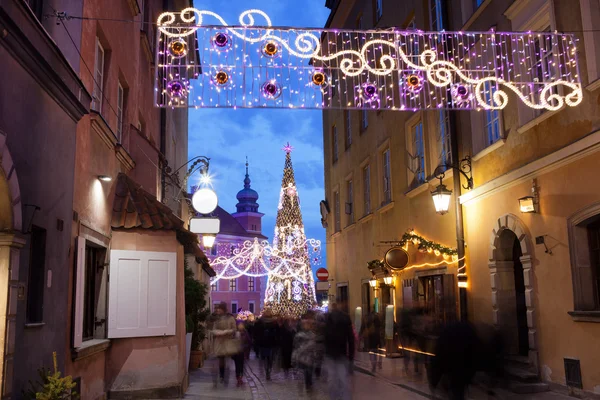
top-left (337, 285), bottom-right (348, 313)
top-left (513, 237), bottom-right (529, 356)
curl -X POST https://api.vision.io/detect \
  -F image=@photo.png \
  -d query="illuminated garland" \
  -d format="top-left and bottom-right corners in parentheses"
top-left (400, 230), bottom-right (458, 259)
top-left (156, 9), bottom-right (583, 111)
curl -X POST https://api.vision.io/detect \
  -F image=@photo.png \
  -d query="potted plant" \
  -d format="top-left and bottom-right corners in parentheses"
top-left (184, 259), bottom-right (209, 370)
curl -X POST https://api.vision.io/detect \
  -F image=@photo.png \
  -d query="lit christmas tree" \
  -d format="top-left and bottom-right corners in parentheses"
top-left (264, 143), bottom-right (317, 317)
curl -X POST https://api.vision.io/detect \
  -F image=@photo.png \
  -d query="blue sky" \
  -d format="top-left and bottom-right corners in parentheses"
top-left (188, 1), bottom-right (331, 273)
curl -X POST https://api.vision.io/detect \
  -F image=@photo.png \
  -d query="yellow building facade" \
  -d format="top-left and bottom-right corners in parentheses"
top-left (323, 0), bottom-right (600, 396)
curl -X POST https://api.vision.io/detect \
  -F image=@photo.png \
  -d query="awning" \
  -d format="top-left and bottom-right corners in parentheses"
top-left (112, 173), bottom-right (210, 265)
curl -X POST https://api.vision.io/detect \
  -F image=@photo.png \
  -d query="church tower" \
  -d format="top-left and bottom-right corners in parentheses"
top-left (231, 159), bottom-right (264, 234)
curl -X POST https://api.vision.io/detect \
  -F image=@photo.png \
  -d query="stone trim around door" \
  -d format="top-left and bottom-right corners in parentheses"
top-left (488, 213), bottom-right (539, 371)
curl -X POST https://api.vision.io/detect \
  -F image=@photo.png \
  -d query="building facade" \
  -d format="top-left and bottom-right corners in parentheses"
top-left (323, 0), bottom-right (600, 397)
top-left (204, 164), bottom-right (267, 316)
top-left (0, 1), bottom-right (90, 397)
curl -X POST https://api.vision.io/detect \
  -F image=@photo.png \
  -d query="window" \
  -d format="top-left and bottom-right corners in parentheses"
top-left (248, 301), bottom-right (255, 314)
top-left (345, 111), bottom-right (352, 149)
top-left (27, 0), bottom-right (44, 20)
top-left (211, 282), bottom-right (217, 292)
top-left (430, 0), bottom-right (444, 31)
top-left (406, 18), bottom-right (419, 61)
top-left (483, 82), bottom-right (501, 145)
top-left (346, 180), bottom-right (354, 225)
top-left (334, 190), bottom-right (341, 232)
top-left (211, 244), bottom-right (217, 256)
top-left (230, 245), bottom-right (235, 256)
top-left (248, 277), bottom-right (255, 292)
top-left (474, 0), bottom-right (485, 8)
top-left (332, 125), bottom-right (338, 163)
top-left (382, 149), bottom-right (392, 205)
top-left (356, 12), bottom-right (363, 29)
top-left (439, 110), bottom-right (452, 166)
top-left (361, 109), bottom-right (368, 131)
top-left (581, 0), bottom-right (600, 85)
top-left (92, 38), bottom-right (105, 112)
top-left (117, 82), bottom-right (124, 141)
top-left (374, 0), bottom-right (383, 22)
top-left (83, 244), bottom-right (106, 341)
top-left (26, 226), bottom-right (46, 323)
top-left (408, 121), bottom-right (425, 185)
top-left (363, 165), bottom-right (371, 215)
top-left (568, 207), bottom-right (600, 313)
top-left (230, 279), bottom-right (237, 292)
top-left (231, 302), bottom-right (238, 315)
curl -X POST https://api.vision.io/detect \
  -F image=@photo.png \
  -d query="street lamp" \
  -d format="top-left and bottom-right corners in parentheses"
top-left (431, 179), bottom-right (453, 215)
top-left (431, 156), bottom-right (473, 215)
top-left (202, 234), bottom-right (216, 248)
top-left (369, 278), bottom-right (378, 288)
top-left (383, 273), bottom-right (393, 286)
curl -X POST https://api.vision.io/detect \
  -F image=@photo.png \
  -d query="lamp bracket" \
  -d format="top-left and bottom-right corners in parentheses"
top-left (432, 156), bottom-right (473, 190)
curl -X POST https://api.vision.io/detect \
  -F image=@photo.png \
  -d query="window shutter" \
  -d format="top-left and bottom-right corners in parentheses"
top-left (108, 250), bottom-right (177, 338)
top-left (443, 274), bottom-right (457, 322)
top-left (74, 237), bottom-right (86, 348)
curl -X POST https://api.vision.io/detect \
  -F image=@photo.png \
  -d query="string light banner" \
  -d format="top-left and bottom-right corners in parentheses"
top-left (156, 9), bottom-right (583, 111)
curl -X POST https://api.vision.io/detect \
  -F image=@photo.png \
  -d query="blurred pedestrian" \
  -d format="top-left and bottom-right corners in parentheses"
top-left (280, 317), bottom-right (297, 377)
top-left (314, 311), bottom-right (326, 378)
top-left (360, 311), bottom-right (383, 372)
top-left (324, 299), bottom-right (355, 400)
top-left (254, 308), bottom-right (280, 380)
top-left (208, 303), bottom-right (239, 387)
top-left (233, 322), bottom-right (252, 386)
top-left (293, 312), bottom-right (318, 393)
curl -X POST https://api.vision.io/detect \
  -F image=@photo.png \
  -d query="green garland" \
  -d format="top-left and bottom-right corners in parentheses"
top-left (367, 259), bottom-right (384, 270)
top-left (399, 230), bottom-right (458, 257)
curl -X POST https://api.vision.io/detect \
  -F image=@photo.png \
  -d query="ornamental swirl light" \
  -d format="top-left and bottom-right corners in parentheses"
top-left (156, 9), bottom-right (583, 111)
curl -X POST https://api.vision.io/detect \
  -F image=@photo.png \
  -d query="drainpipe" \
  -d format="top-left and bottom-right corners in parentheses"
top-left (160, 108), bottom-right (166, 202)
top-left (449, 112), bottom-right (468, 322)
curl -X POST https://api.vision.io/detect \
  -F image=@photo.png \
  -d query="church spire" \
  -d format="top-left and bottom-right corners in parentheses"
top-left (244, 156), bottom-right (251, 189)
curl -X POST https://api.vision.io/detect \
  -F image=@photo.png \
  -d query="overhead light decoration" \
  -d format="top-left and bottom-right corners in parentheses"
top-left (168, 38), bottom-right (188, 58)
top-left (167, 80), bottom-right (189, 99)
top-left (156, 9), bottom-right (583, 111)
top-left (312, 71), bottom-right (327, 86)
top-left (262, 41), bottom-right (279, 57)
top-left (213, 70), bottom-right (229, 85)
top-left (192, 187), bottom-right (218, 214)
top-left (261, 80), bottom-right (282, 99)
top-left (98, 175), bottom-right (112, 182)
top-left (212, 32), bottom-right (231, 49)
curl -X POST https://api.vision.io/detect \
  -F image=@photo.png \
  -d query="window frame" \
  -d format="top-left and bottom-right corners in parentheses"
top-left (229, 278), bottom-right (237, 292)
top-left (92, 38), bottom-right (105, 113)
top-left (430, 0), bottom-right (444, 31)
top-left (26, 225), bottom-right (46, 324)
top-left (334, 190), bottom-right (341, 233)
top-left (248, 276), bottom-right (255, 292)
top-left (438, 110), bottom-right (452, 167)
top-left (117, 82), bottom-right (124, 142)
top-left (374, 0), bottom-right (383, 23)
top-left (345, 111), bottom-right (352, 150)
top-left (382, 148), bottom-right (392, 205)
top-left (332, 124), bottom-right (339, 163)
top-left (483, 81), bottom-right (502, 146)
top-left (409, 120), bottom-right (426, 186)
top-left (581, 0), bottom-right (600, 86)
top-left (363, 164), bottom-right (371, 216)
top-left (210, 282), bottom-right (217, 292)
top-left (248, 301), bottom-right (255, 314)
top-left (346, 179), bottom-right (354, 225)
top-left (360, 109), bottom-right (368, 132)
top-left (231, 302), bottom-right (238, 315)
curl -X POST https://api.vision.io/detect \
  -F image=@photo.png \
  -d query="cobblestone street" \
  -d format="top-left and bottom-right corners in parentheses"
top-left (182, 353), bottom-right (576, 400)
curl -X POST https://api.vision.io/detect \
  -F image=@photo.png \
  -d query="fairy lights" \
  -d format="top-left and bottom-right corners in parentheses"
top-left (155, 9), bottom-right (583, 111)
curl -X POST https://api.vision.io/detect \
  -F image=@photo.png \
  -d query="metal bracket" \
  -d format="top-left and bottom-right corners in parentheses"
top-left (432, 156), bottom-right (473, 190)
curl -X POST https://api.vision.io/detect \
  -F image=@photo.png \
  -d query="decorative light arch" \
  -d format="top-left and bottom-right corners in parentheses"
top-left (155, 9), bottom-right (583, 111)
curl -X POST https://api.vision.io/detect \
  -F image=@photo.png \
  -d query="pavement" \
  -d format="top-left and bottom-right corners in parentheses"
top-left (180, 352), bottom-right (574, 400)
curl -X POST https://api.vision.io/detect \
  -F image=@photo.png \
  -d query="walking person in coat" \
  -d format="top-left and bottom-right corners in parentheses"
top-left (208, 303), bottom-right (239, 386)
top-left (280, 317), bottom-right (296, 377)
top-left (324, 300), bottom-right (355, 400)
top-left (293, 312), bottom-right (318, 394)
top-left (233, 322), bottom-right (252, 386)
top-left (360, 311), bottom-right (383, 372)
top-left (254, 308), bottom-right (280, 380)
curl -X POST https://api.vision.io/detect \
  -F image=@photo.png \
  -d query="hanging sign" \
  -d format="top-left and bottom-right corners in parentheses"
top-left (384, 247), bottom-right (409, 271)
top-left (316, 268), bottom-right (329, 281)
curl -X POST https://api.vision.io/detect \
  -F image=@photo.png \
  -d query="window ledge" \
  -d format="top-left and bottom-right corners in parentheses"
top-left (472, 138), bottom-right (506, 161)
top-left (568, 311), bottom-right (600, 323)
top-left (461, 0), bottom-right (493, 30)
top-left (517, 110), bottom-right (560, 134)
top-left (405, 183), bottom-right (429, 198)
top-left (586, 78), bottom-right (600, 92)
top-left (24, 323), bottom-right (45, 329)
top-left (359, 213), bottom-right (374, 224)
top-left (344, 222), bottom-right (356, 232)
top-left (377, 201), bottom-right (394, 214)
top-left (331, 231), bottom-right (342, 239)
top-left (72, 338), bottom-right (111, 361)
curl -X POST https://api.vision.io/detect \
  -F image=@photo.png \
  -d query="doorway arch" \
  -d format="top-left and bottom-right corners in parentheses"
top-left (0, 133), bottom-right (25, 397)
top-left (488, 214), bottom-right (538, 369)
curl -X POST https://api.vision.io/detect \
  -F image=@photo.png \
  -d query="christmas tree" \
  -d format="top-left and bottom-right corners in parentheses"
top-left (264, 143), bottom-right (317, 317)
